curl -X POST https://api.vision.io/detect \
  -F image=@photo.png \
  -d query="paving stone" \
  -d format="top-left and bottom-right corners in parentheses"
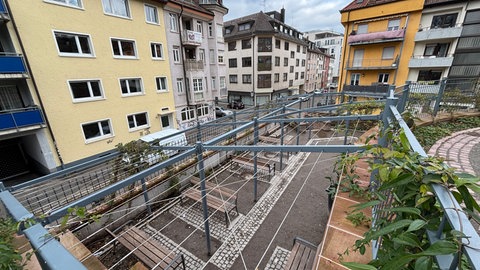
top-left (264, 246), bottom-right (290, 270)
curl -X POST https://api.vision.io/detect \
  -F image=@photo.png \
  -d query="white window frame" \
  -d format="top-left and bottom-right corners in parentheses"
top-left (81, 118), bottom-right (113, 143)
top-left (144, 4), bottom-right (158, 24)
top-left (101, 0), bottom-right (130, 18)
top-left (150, 42), bottom-right (164, 59)
top-left (199, 49), bottom-right (205, 61)
top-left (53, 30), bottom-right (94, 57)
top-left (119, 77), bottom-right (144, 96)
top-left (44, 0), bottom-right (83, 9)
top-left (378, 73), bottom-right (390, 83)
top-left (387, 19), bottom-right (400, 31)
top-left (111, 38), bottom-right (137, 59)
top-left (176, 78), bottom-right (184, 93)
top-left (218, 50), bottom-right (224, 64)
top-left (196, 21), bottom-right (203, 34)
top-left (173, 47), bottom-right (181, 63)
top-left (127, 111), bottom-right (150, 131)
top-left (211, 77), bottom-right (216, 90)
top-left (219, 76), bottom-right (226, 89)
top-left (193, 78), bottom-right (203, 92)
top-left (208, 22), bottom-right (213, 38)
top-left (161, 114), bottom-right (172, 129)
top-left (68, 79), bottom-right (105, 102)
top-left (169, 13), bottom-right (178, 32)
top-left (155, 76), bottom-right (168, 91)
top-left (197, 104), bottom-right (209, 117)
top-left (181, 107), bottom-right (196, 121)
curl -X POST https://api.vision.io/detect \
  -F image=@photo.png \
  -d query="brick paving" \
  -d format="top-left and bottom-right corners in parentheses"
top-left (428, 127), bottom-right (480, 176)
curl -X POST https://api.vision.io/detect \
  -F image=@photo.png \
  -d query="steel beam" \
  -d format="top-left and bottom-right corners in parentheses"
top-left (204, 145), bottom-right (363, 153)
top-left (45, 148), bottom-right (197, 223)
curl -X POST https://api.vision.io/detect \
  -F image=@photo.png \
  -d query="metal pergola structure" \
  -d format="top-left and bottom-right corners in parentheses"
top-left (1, 89), bottom-right (479, 269)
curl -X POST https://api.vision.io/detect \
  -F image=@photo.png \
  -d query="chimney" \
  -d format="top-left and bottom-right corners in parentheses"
top-left (280, 7), bottom-right (285, 23)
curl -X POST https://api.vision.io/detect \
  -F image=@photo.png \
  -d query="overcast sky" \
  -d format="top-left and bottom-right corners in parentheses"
top-left (223, 0), bottom-right (352, 34)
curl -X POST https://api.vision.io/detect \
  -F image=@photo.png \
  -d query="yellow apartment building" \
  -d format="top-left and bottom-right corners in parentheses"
top-left (339, 0), bottom-right (424, 96)
top-left (7, 0), bottom-right (176, 165)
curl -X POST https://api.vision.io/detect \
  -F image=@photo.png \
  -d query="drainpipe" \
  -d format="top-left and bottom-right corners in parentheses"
top-left (178, 5), bottom-right (191, 108)
top-left (6, 0), bottom-right (64, 169)
top-left (252, 35), bottom-right (255, 106)
top-left (341, 11), bottom-right (352, 91)
top-left (393, 15), bottom-right (409, 85)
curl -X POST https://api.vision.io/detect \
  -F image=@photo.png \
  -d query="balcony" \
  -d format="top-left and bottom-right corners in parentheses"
top-left (182, 30), bottom-right (202, 46)
top-left (0, 107), bottom-right (46, 133)
top-left (0, 54), bottom-right (28, 78)
top-left (408, 54), bottom-right (454, 68)
top-left (415, 25), bottom-right (462, 42)
top-left (185, 59), bottom-right (204, 71)
top-left (342, 84), bottom-right (390, 94)
top-left (193, 91), bottom-right (204, 103)
top-left (346, 58), bottom-right (398, 70)
top-left (348, 29), bottom-right (405, 45)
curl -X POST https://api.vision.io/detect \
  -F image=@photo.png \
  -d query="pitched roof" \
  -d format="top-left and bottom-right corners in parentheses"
top-left (341, 0), bottom-right (401, 12)
top-left (224, 11), bottom-right (307, 45)
top-left (169, 0), bottom-right (214, 16)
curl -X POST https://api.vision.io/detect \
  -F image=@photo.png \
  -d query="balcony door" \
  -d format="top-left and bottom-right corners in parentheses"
top-left (0, 86), bottom-right (24, 110)
top-left (353, 49), bottom-right (364, 67)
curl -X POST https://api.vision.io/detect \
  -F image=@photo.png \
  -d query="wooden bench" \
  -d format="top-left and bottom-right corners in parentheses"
top-left (231, 156), bottom-right (275, 176)
top-left (182, 188), bottom-right (238, 226)
top-left (189, 176), bottom-right (237, 207)
top-left (285, 237), bottom-right (317, 270)
top-left (106, 226), bottom-right (185, 270)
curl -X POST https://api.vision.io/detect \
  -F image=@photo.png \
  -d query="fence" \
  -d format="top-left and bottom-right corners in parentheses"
top-left (406, 78), bottom-right (480, 118)
top-left (369, 90), bottom-right (480, 269)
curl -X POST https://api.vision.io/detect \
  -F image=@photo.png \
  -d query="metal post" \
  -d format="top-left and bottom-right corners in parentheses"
top-left (196, 142), bottom-right (212, 256)
top-left (233, 111), bottom-right (237, 146)
top-left (0, 182), bottom-right (5, 191)
top-left (253, 117), bottom-right (259, 202)
top-left (296, 100), bottom-right (301, 146)
top-left (379, 86), bottom-right (398, 147)
top-left (279, 105), bottom-right (286, 171)
top-left (398, 81), bottom-right (411, 113)
top-left (344, 100), bottom-right (352, 145)
top-left (140, 178), bottom-right (151, 214)
top-left (433, 78), bottom-right (447, 117)
top-left (196, 122), bottom-right (202, 142)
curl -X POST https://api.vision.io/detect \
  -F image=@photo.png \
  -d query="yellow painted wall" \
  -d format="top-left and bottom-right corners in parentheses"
top-left (339, 0), bottom-right (423, 89)
top-left (9, 0), bottom-right (175, 163)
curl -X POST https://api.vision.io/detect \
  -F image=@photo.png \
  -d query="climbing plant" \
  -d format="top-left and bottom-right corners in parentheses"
top-left (341, 127), bottom-right (480, 270)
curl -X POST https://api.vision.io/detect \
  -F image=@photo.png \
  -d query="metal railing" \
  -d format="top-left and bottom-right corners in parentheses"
top-left (406, 78), bottom-right (479, 118)
top-left (0, 106), bottom-right (45, 131)
top-left (371, 91), bottom-right (480, 269)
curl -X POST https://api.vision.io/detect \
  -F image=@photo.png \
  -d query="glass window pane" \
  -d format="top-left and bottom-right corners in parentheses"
top-left (70, 82), bottom-right (90, 98)
top-left (56, 34), bottom-right (79, 53)
top-left (78, 36), bottom-right (91, 54)
top-left (83, 122), bottom-right (101, 139)
top-left (121, 41), bottom-right (135, 56)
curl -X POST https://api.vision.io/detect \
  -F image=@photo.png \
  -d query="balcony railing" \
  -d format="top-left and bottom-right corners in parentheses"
top-left (408, 54), bottom-right (454, 68)
top-left (0, 54), bottom-right (27, 74)
top-left (185, 59), bottom-right (204, 71)
top-left (342, 84), bottom-right (390, 94)
top-left (348, 29), bottom-right (405, 45)
top-left (182, 30), bottom-right (202, 46)
top-left (193, 91), bottom-right (204, 103)
top-left (346, 58), bottom-right (398, 70)
top-left (415, 24), bottom-right (462, 42)
top-left (0, 106), bottom-right (45, 131)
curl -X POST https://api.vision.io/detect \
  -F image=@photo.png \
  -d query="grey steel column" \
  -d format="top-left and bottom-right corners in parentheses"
top-left (196, 142), bottom-right (212, 255)
top-left (253, 117), bottom-right (259, 202)
top-left (141, 178), bottom-right (151, 214)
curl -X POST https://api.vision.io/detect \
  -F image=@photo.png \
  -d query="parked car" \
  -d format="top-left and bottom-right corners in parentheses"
top-left (215, 106), bottom-right (233, 117)
top-left (227, 99), bottom-right (245, 109)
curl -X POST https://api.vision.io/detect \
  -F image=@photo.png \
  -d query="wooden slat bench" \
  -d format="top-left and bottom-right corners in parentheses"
top-left (182, 188), bottom-right (238, 226)
top-left (285, 237), bottom-right (317, 270)
top-left (231, 156), bottom-right (275, 177)
top-left (189, 176), bottom-right (237, 207)
top-left (106, 226), bottom-right (185, 270)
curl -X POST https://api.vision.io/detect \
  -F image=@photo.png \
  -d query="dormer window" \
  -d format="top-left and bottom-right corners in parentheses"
top-left (239, 23), bottom-right (251, 31)
top-left (225, 26), bottom-right (234, 34)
